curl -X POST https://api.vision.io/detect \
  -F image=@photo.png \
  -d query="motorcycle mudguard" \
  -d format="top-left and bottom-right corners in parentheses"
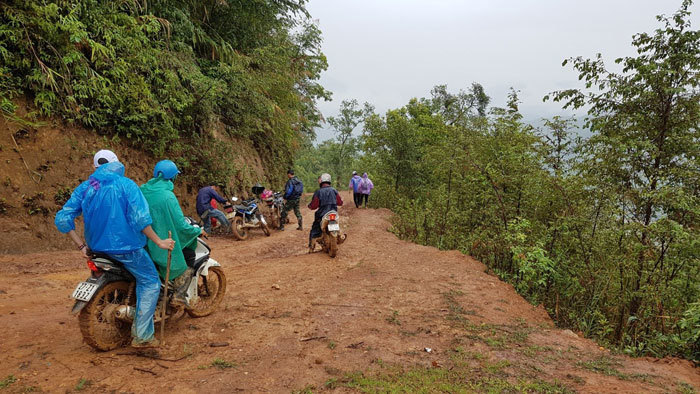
top-left (198, 258), bottom-right (221, 277)
top-left (186, 258), bottom-right (222, 304)
top-left (71, 300), bottom-right (88, 314)
top-left (69, 272), bottom-right (130, 314)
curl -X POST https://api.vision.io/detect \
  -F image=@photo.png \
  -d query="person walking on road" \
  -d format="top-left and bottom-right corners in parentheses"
top-left (348, 171), bottom-right (362, 208)
top-left (196, 184), bottom-right (230, 234)
top-left (280, 169), bottom-right (303, 231)
top-left (55, 150), bottom-right (174, 348)
top-left (358, 172), bottom-right (374, 208)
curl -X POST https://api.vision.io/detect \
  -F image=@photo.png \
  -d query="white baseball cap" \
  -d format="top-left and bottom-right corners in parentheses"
top-left (93, 149), bottom-right (119, 168)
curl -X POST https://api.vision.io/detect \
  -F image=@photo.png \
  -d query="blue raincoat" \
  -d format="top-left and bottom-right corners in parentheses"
top-left (55, 162), bottom-right (159, 342)
top-left (55, 162), bottom-right (152, 253)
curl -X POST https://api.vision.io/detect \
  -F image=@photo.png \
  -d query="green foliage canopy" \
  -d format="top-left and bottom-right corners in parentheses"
top-left (294, 2), bottom-right (699, 361)
top-left (0, 0), bottom-right (330, 186)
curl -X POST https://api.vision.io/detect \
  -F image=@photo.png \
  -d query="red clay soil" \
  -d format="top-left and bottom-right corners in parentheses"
top-left (0, 108), bottom-right (273, 254)
top-left (0, 191), bottom-right (697, 393)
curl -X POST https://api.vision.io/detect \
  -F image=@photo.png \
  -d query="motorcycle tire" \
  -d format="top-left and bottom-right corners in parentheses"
top-left (78, 281), bottom-right (132, 351)
top-left (186, 267), bottom-right (227, 318)
top-left (272, 209), bottom-right (281, 229)
top-left (261, 221), bottom-right (271, 236)
top-left (328, 234), bottom-right (338, 258)
top-left (231, 216), bottom-right (248, 240)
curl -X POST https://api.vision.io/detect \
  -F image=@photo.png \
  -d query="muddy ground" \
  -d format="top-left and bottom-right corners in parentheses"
top-left (0, 191), bottom-right (698, 393)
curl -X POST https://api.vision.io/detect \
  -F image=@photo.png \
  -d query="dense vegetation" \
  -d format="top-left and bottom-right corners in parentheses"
top-left (297, 3), bottom-right (699, 361)
top-left (0, 0), bottom-right (329, 186)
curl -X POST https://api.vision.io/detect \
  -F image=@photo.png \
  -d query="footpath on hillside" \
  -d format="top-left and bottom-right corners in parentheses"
top-left (0, 191), bottom-right (697, 393)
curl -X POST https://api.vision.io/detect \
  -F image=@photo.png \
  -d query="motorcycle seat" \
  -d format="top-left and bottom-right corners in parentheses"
top-left (234, 205), bottom-right (248, 211)
top-left (90, 251), bottom-right (122, 264)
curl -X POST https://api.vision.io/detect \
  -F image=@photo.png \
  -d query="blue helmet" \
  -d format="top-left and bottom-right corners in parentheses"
top-left (153, 160), bottom-right (180, 180)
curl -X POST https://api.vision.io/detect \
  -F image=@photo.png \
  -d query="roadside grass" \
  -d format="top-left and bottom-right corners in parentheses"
top-left (520, 344), bottom-right (553, 358)
top-left (677, 381), bottom-right (697, 394)
top-left (386, 310), bottom-right (401, 326)
top-left (443, 291), bottom-right (532, 350)
top-left (575, 356), bottom-right (654, 383)
top-left (339, 366), bottom-right (572, 393)
top-left (199, 358), bottom-right (237, 370)
top-left (0, 375), bottom-right (16, 389)
top-left (291, 385), bottom-right (315, 394)
top-left (74, 378), bottom-right (91, 391)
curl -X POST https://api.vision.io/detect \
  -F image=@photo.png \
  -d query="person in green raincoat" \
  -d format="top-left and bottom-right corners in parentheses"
top-left (140, 160), bottom-right (205, 305)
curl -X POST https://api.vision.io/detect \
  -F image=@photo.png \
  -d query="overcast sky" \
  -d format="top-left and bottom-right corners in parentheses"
top-left (306, 0), bottom-right (699, 141)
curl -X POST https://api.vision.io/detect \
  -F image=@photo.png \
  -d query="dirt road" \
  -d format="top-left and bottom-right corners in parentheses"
top-left (0, 191), bottom-right (697, 393)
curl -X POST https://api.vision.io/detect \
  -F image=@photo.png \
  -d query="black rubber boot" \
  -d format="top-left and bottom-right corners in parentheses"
top-left (296, 217), bottom-right (302, 230)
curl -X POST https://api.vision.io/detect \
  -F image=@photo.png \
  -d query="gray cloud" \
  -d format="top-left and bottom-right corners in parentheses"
top-left (307, 0), bottom-right (699, 140)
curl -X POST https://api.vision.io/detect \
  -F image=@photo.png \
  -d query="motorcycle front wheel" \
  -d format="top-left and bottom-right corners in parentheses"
top-left (231, 216), bottom-right (248, 240)
top-left (272, 208), bottom-right (282, 229)
top-left (187, 267), bottom-right (227, 317)
top-left (78, 281), bottom-right (132, 351)
top-left (261, 221), bottom-right (271, 236)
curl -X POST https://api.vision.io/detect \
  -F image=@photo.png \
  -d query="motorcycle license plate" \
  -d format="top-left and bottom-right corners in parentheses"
top-left (328, 222), bottom-right (340, 232)
top-left (71, 282), bottom-right (99, 301)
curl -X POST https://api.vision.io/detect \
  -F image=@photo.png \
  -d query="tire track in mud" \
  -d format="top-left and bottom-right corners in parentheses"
top-left (0, 191), bottom-right (697, 393)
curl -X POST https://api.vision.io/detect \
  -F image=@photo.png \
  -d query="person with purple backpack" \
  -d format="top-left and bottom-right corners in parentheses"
top-left (357, 172), bottom-right (374, 208)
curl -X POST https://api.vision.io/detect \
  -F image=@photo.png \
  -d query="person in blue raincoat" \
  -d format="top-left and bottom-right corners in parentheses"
top-left (55, 150), bottom-right (175, 348)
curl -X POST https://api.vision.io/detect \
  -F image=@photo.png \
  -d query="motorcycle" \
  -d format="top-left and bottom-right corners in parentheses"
top-left (261, 190), bottom-right (287, 229)
top-left (225, 196), bottom-right (271, 240)
top-left (309, 210), bottom-right (347, 258)
top-left (69, 234), bottom-right (226, 351)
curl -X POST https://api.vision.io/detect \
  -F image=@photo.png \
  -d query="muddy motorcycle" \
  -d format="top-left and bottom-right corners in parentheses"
top-left (225, 197), bottom-right (271, 240)
top-left (70, 236), bottom-right (226, 351)
top-left (309, 210), bottom-right (347, 258)
top-left (262, 191), bottom-right (287, 229)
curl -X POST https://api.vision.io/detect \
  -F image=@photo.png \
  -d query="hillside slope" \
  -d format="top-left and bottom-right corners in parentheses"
top-left (0, 108), bottom-right (273, 253)
top-left (0, 192), bottom-right (697, 393)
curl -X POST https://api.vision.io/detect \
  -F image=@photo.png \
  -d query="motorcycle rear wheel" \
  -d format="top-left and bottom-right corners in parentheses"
top-left (78, 281), bottom-right (132, 351)
top-left (328, 234), bottom-right (338, 258)
top-left (187, 267), bottom-right (227, 317)
top-left (231, 216), bottom-right (248, 240)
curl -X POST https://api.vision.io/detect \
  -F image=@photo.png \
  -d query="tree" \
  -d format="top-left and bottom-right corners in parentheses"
top-left (550, 0), bottom-right (700, 348)
top-left (326, 99), bottom-right (369, 185)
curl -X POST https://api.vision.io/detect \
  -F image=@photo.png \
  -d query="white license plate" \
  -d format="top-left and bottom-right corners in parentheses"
top-left (328, 223), bottom-right (340, 232)
top-left (71, 282), bottom-right (99, 301)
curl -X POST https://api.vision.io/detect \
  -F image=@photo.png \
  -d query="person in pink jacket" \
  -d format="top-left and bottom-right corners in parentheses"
top-left (357, 172), bottom-right (374, 208)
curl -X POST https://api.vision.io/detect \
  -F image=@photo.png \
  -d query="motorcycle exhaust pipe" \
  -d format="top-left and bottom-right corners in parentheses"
top-left (114, 305), bottom-right (135, 322)
top-left (337, 233), bottom-right (347, 245)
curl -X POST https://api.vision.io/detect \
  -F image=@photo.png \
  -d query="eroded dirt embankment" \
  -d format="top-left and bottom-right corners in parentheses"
top-left (0, 105), bottom-right (272, 254)
top-left (0, 193), bottom-right (697, 393)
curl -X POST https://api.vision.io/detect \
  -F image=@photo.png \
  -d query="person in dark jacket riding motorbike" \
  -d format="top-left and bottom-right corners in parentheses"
top-left (196, 184), bottom-right (230, 234)
top-left (141, 160), bottom-right (206, 307)
top-left (55, 150), bottom-right (175, 348)
top-left (307, 173), bottom-right (343, 248)
top-left (280, 169), bottom-right (304, 231)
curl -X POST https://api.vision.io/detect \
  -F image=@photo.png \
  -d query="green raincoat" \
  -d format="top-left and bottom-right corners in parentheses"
top-left (140, 177), bottom-right (201, 280)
